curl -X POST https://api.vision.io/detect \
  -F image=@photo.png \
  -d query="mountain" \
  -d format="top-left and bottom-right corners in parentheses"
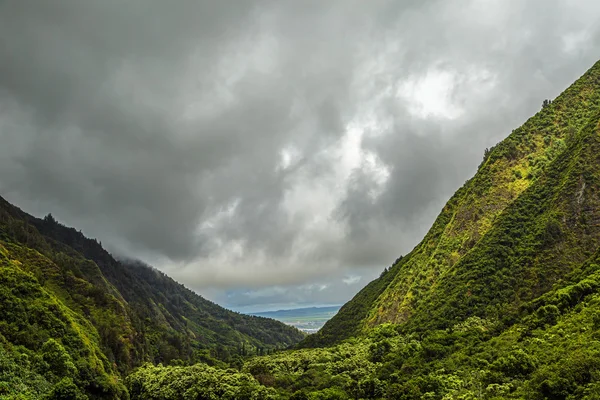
top-left (303, 59), bottom-right (600, 347)
top-left (251, 306), bottom-right (341, 333)
top-left (252, 306), bottom-right (341, 319)
top-left (0, 196), bottom-right (304, 398)
top-left (120, 59), bottom-right (600, 400)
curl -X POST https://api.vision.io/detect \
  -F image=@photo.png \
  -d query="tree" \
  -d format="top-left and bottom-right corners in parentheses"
top-left (41, 339), bottom-right (78, 378)
top-left (45, 378), bottom-right (88, 400)
top-left (43, 213), bottom-right (57, 225)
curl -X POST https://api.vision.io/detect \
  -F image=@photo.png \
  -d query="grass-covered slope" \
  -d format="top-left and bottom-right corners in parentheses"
top-left (306, 59), bottom-right (600, 347)
top-left (0, 196), bottom-right (303, 399)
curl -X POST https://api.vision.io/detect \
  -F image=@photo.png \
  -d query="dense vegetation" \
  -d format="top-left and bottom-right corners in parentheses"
top-left (0, 198), bottom-right (304, 399)
top-left (309, 58), bottom-right (600, 346)
top-left (3, 61), bottom-right (600, 398)
top-left (124, 258), bottom-right (600, 398)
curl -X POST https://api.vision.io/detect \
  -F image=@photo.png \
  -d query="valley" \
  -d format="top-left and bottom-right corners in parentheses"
top-left (2, 2), bottom-right (600, 398)
top-left (3, 59), bottom-right (600, 399)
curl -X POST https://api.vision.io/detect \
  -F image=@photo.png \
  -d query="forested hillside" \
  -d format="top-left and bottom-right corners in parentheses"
top-left (306, 59), bottom-right (600, 347)
top-left (0, 197), bottom-right (304, 399)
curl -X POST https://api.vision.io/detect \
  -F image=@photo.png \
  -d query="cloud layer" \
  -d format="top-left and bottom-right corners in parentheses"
top-left (1, 0), bottom-right (600, 311)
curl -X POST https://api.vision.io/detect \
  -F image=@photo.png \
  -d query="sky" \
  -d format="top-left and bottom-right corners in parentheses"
top-left (1, 0), bottom-right (600, 312)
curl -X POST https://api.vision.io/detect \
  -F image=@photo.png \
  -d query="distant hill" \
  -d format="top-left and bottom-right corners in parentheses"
top-left (251, 306), bottom-right (340, 333)
top-left (0, 196), bottom-right (304, 398)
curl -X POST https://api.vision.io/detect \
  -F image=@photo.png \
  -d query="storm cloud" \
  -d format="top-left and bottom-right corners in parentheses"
top-left (1, 0), bottom-right (599, 311)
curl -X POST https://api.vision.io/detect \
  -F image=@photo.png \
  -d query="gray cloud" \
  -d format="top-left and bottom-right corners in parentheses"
top-left (1, 0), bottom-right (600, 310)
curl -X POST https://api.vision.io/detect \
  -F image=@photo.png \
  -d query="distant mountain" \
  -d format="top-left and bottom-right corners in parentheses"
top-left (0, 196), bottom-right (304, 398)
top-left (303, 59), bottom-right (600, 348)
top-left (251, 306), bottom-right (340, 333)
top-left (252, 306), bottom-right (341, 319)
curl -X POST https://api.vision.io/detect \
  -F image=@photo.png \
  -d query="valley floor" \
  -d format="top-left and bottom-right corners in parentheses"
top-left (127, 264), bottom-right (600, 399)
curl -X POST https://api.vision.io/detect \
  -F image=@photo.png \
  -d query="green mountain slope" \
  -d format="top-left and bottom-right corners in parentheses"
top-left (0, 197), bottom-right (304, 399)
top-left (304, 59), bottom-right (600, 347)
top-left (127, 248), bottom-right (600, 399)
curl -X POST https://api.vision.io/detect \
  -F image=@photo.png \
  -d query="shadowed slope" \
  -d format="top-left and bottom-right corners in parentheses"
top-left (0, 196), bottom-right (304, 398)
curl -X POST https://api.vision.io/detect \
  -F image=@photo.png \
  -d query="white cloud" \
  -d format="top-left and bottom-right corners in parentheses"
top-left (343, 275), bottom-right (362, 285)
top-left (397, 69), bottom-right (463, 120)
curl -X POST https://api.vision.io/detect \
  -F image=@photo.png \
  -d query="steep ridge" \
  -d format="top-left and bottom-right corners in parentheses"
top-left (304, 59), bottom-right (600, 347)
top-left (0, 197), bottom-right (304, 398)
